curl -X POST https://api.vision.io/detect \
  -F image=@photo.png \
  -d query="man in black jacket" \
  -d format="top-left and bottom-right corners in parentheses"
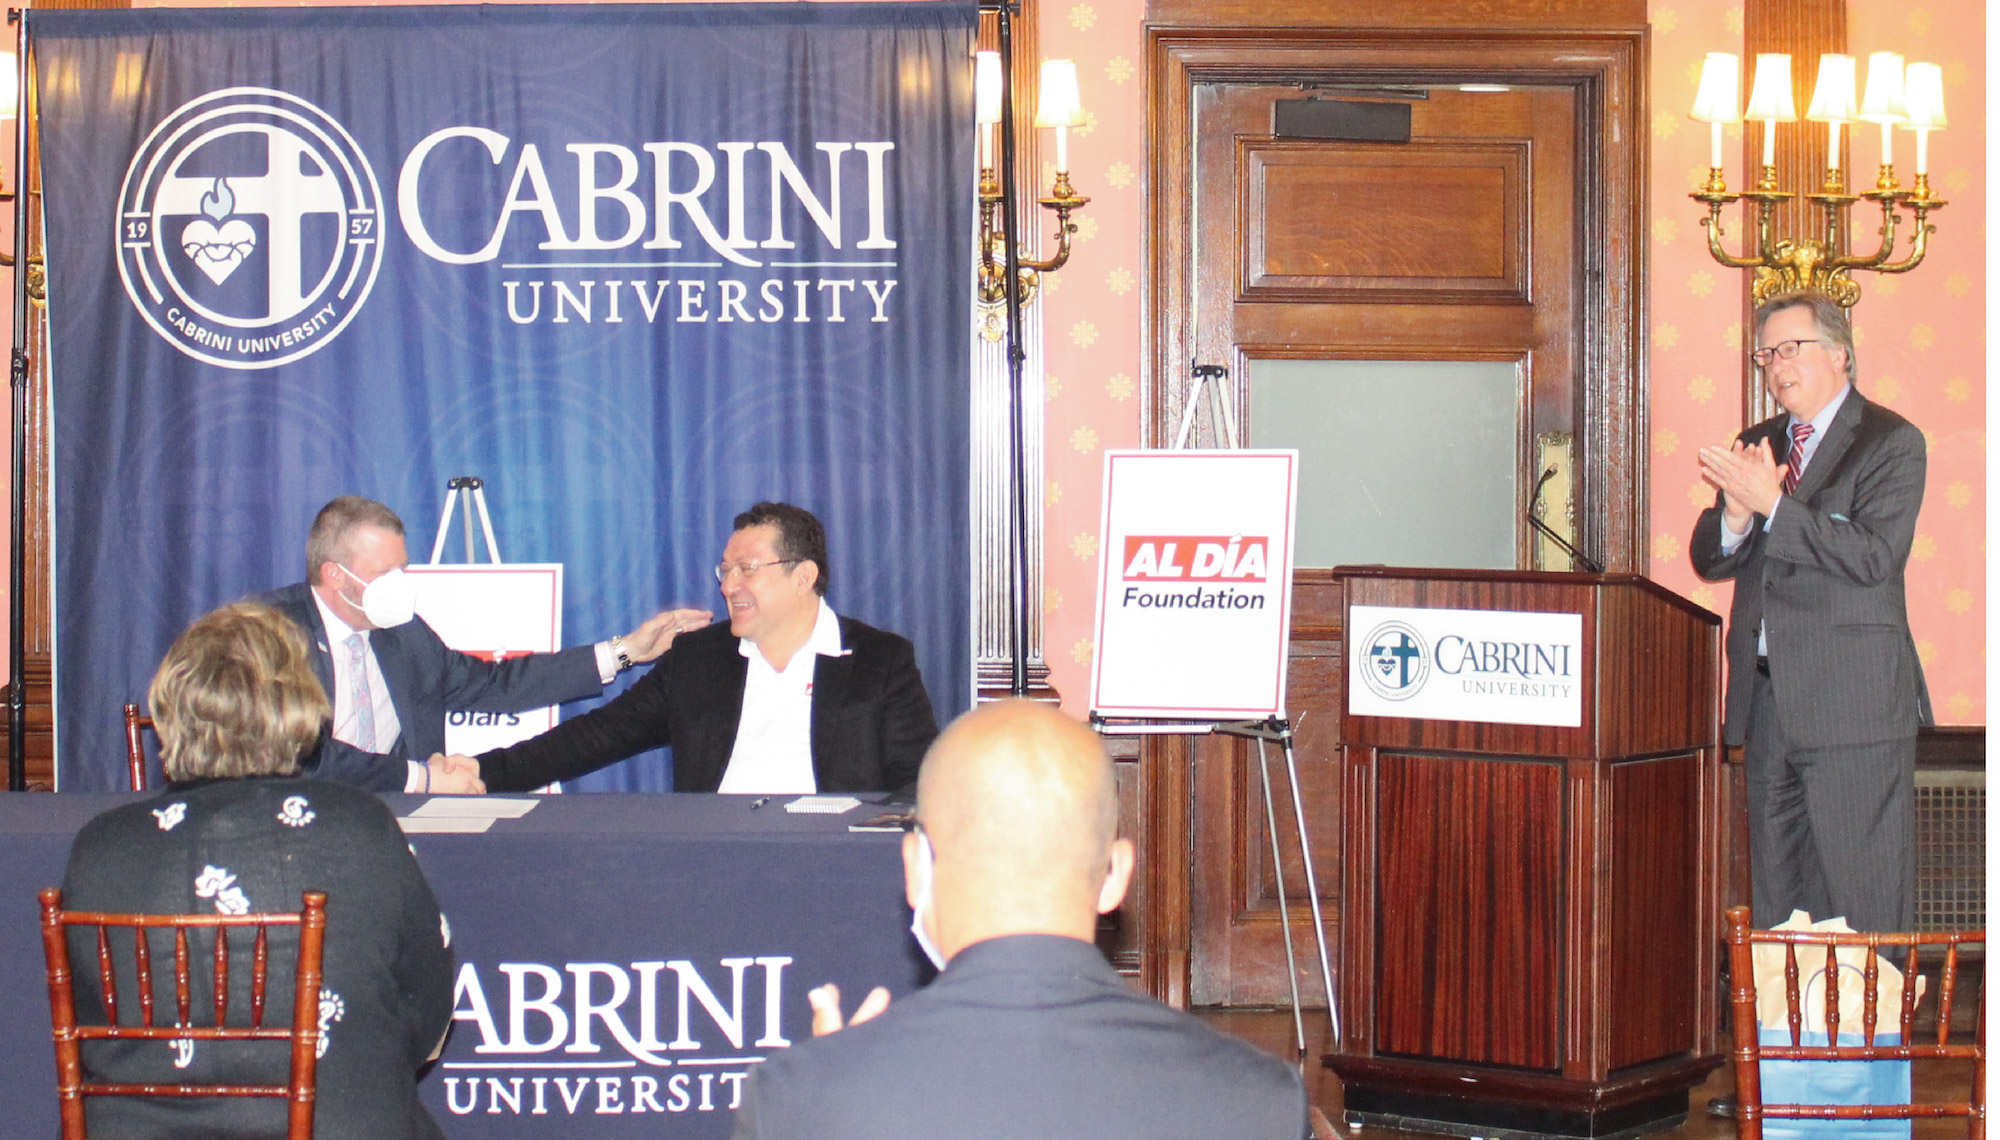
top-left (474, 501), bottom-right (938, 794)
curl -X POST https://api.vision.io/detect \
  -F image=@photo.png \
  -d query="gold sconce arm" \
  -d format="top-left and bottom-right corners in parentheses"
top-left (1824, 194), bottom-right (1903, 271)
top-left (975, 171), bottom-right (1089, 342)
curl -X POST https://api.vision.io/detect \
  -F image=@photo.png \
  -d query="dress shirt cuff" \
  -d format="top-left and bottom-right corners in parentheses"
top-left (1761, 496), bottom-right (1781, 532)
top-left (404, 759), bottom-right (425, 794)
top-left (593, 641), bottom-right (620, 684)
top-left (1718, 514), bottom-right (1751, 554)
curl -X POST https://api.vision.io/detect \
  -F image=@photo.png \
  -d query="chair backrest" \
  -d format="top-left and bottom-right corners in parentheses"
top-left (39, 886), bottom-right (328, 1140)
top-left (1724, 905), bottom-right (1985, 1139)
top-left (121, 704), bottom-right (155, 792)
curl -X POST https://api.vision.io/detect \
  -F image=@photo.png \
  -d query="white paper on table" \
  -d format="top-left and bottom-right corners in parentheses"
top-left (784, 795), bottom-right (863, 814)
top-left (409, 798), bottom-right (541, 819)
top-left (398, 815), bottom-right (496, 834)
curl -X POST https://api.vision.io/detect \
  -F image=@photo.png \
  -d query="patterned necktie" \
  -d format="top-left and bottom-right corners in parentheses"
top-left (345, 633), bottom-right (377, 752)
top-left (1781, 422), bottom-right (1813, 496)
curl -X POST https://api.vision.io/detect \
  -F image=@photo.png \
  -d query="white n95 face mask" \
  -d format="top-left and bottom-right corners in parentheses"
top-left (908, 829), bottom-right (948, 972)
top-left (339, 564), bottom-right (418, 629)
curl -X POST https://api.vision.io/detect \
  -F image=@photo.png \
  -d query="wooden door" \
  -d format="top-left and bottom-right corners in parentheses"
top-left (1141, 12), bottom-right (1650, 1007)
top-left (1186, 81), bottom-right (1586, 1008)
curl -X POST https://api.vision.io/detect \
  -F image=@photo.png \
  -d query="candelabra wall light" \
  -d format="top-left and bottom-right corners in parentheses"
top-left (1689, 50), bottom-right (1946, 307)
top-left (974, 50), bottom-right (1088, 341)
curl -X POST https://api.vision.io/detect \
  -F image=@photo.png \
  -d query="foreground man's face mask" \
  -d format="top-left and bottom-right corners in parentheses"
top-left (908, 827), bottom-right (948, 971)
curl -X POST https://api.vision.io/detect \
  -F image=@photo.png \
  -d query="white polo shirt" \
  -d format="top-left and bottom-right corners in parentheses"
top-left (716, 599), bottom-right (849, 794)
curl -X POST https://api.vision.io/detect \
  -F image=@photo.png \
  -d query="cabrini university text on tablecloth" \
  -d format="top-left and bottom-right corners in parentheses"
top-left (444, 956), bottom-right (794, 1117)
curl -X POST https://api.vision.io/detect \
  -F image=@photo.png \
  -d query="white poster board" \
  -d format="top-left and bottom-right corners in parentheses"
top-left (407, 564), bottom-right (564, 755)
top-left (1089, 450), bottom-right (1299, 719)
top-left (1346, 604), bottom-right (1584, 728)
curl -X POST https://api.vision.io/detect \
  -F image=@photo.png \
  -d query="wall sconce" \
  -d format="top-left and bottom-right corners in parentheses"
top-left (1690, 49), bottom-right (1946, 307)
top-left (975, 52), bottom-right (1089, 341)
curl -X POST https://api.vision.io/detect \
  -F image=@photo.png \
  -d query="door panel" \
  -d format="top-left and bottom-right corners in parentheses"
top-left (1246, 140), bottom-right (1527, 298)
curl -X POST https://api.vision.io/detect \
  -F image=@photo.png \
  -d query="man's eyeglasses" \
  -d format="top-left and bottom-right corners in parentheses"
top-left (1750, 338), bottom-right (1823, 367)
top-left (714, 559), bottom-right (801, 583)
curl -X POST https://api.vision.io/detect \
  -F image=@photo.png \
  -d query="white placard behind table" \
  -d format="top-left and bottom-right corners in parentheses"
top-left (1090, 450), bottom-right (1298, 719)
top-left (407, 564), bottom-right (563, 755)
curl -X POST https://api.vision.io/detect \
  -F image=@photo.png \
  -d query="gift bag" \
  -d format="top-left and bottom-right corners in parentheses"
top-left (1752, 911), bottom-right (1921, 1140)
top-left (1757, 1025), bottom-right (1911, 1140)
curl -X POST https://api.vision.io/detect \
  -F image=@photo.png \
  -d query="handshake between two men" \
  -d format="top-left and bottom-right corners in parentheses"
top-left (419, 600), bottom-right (713, 794)
top-left (276, 494), bottom-right (714, 796)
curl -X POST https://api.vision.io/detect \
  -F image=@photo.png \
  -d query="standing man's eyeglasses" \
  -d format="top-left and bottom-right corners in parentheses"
top-left (1750, 339), bottom-right (1823, 367)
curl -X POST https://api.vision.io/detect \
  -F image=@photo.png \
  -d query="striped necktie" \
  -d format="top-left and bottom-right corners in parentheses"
top-left (1781, 422), bottom-right (1813, 496)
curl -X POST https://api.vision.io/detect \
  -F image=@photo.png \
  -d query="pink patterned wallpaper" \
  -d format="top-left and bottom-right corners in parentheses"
top-left (1646, 0), bottom-right (1986, 724)
top-left (4, 0), bottom-right (1984, 724)
top-left (1034, 0), bottom-right (1985, 723)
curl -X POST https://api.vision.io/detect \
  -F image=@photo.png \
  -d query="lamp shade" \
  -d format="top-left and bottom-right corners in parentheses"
top-left (0, 52), bottom-right (16, 121)
top-left (1746, 53), bottom-right (1798, 121)
top-left (1691, 53), bottom-right (1741, 123)
top-left (1857, 52), bottom-right (1906, 123)
top-left (975, 51), bottom-right (1002, 125)
top-left (1805, 54), bottom-right (1857, 122)
top-left (1034, 59), bottom-right (1082, 128)
top-left (1901, 62), bottom-right (1946, 130)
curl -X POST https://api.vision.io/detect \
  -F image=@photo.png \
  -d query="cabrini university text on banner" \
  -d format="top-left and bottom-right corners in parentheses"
top-left (31, 3), bottom-right (977, 789)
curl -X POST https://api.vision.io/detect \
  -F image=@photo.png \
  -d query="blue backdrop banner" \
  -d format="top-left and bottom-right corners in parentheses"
top-left (33, 3), bottom-right (976, 790)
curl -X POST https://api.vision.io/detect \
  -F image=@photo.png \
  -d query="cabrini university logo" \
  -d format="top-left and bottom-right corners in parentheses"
top-left (1360, 621), bottom-right (1429, 701)
top-left (117, 88), bottom-right (384, 370)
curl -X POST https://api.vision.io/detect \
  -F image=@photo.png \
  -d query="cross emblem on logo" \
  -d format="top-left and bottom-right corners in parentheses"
top-left (1370, 633), bottom-right (1422, 689)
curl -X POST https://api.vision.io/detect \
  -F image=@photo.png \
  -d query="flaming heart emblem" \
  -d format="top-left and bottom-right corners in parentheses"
top-left (179, 178), bottom-right (257, 285)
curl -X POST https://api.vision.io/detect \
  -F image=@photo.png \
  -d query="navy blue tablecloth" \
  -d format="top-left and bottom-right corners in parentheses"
top-left (0, 792), bottom-right (926, 1139)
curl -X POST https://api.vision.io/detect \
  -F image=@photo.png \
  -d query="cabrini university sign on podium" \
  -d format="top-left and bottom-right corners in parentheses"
top-left (1347, 605), bottom-right (1584, 728)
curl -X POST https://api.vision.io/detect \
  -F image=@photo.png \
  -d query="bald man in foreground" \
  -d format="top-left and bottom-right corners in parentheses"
top-left (732, 701), bottom-right (1309, 1140)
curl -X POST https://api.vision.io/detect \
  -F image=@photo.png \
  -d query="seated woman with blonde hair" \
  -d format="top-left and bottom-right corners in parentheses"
top-left (60, 601), bottom-right (454, 1139)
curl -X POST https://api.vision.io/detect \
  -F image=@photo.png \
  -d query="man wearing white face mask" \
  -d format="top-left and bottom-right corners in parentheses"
top-left (732, 701), bottom-right (1309, 1140)
top-left (258, 496), bottom-right (709, 793)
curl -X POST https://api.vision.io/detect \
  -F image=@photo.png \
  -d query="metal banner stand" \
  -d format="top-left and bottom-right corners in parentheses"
top-left (429, 475), bottom-right (504, 565)
top-left (1090, 364), bottom-right (1336, 1062)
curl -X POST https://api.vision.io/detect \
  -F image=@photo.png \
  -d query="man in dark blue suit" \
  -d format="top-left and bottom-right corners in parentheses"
top-left (264, 495), bottom-right (707, 793)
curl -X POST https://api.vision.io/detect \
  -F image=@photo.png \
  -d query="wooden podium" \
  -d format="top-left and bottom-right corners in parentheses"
top-left (1327, 568), bottom-right (1724, 1139)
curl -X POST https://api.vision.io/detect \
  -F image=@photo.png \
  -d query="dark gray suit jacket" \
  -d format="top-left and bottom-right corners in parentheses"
top-left (1688, 390), bottom-right (1930, 748)
top-left (476, 616), bottom-right (937, 794)
top-left (732, 934), bottom-right (1309, 1140)
top-left (261, 582), bottom-right (605, 791)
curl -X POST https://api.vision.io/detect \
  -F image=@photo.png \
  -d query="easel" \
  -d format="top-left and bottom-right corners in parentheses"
top-left (1092, 364), bottom-right (1336, 1061)
top-left (428, 475), bottom-right (504, 565)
